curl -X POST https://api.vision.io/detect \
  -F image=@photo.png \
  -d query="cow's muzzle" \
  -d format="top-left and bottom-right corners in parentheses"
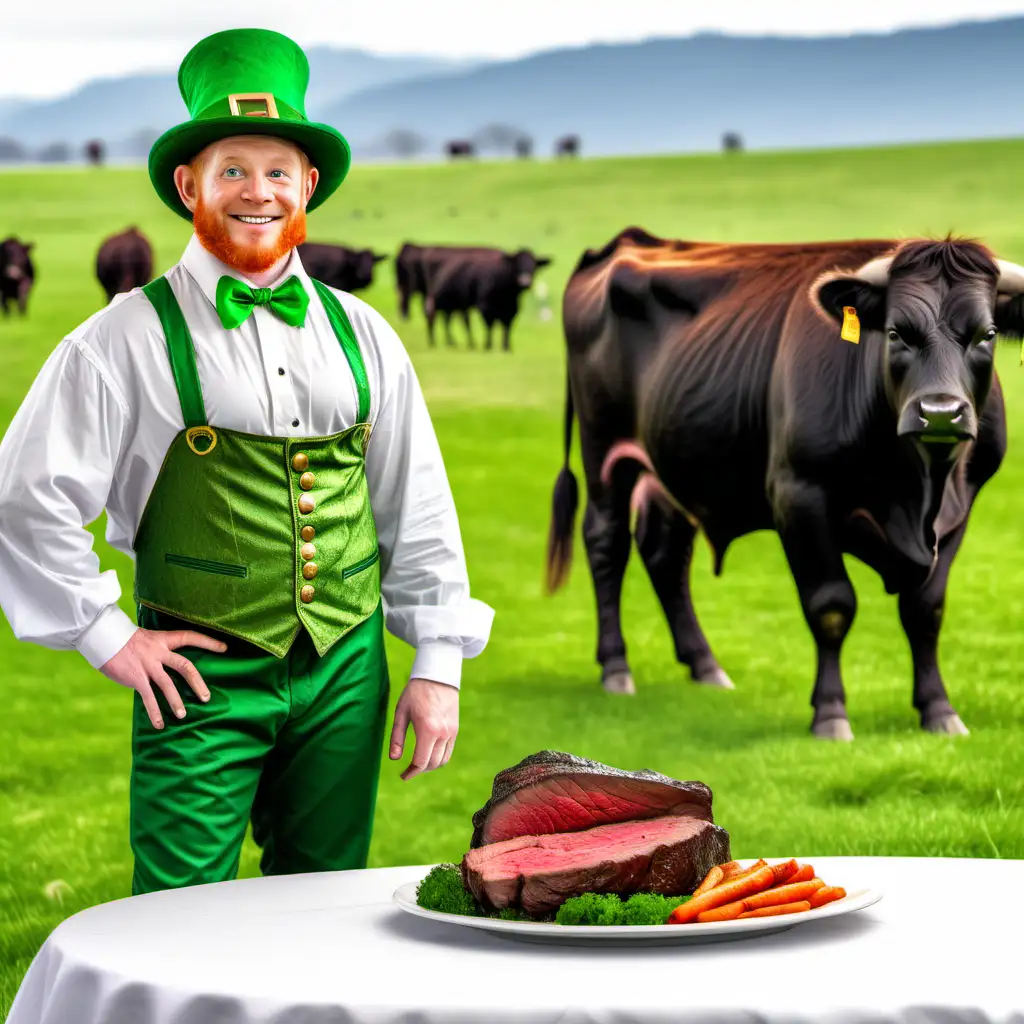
top-left (897, 394), bottom-right (976, 442)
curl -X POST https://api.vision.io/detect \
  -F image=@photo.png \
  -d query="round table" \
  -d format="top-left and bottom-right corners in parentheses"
top-left (7, 857), bottom-right (1022, 1024)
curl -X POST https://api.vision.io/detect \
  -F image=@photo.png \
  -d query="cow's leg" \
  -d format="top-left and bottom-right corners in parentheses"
top-left (17, 280), bottom-right (29, 315)
top-left (461, 310), bottom-right (475, 349)
top-left (636, 503), bottom-right (733, 688)
top-left (581, 453), bottom-right (639, 694)
top-left (424, 296), bottom-right (437, 347)
top-left (502, 319), bottom-right (512, 352)
top-left (898, 520), bottom-right (970, 735)
top-left (444, 312), bottom-right (457, 348)
top-left (0, 294), bottom-right (8, 317)
top-left (772, 475), bottom-right (857, 740)
top-left (484, 317), bottom-right (495, 351)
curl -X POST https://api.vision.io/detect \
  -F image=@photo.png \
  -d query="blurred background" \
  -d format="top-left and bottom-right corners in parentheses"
top-left (3, 2), bottom-right (1024, 1015)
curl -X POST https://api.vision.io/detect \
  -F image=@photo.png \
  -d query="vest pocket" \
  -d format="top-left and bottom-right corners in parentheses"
top-left (342, 549), bottom-right (380, 580)
top-left (164, 553), bottom-right (249, 578)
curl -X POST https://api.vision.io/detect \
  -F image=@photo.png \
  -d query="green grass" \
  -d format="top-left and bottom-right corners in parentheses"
top-left (4, 138), bottom-right (1024, 1014)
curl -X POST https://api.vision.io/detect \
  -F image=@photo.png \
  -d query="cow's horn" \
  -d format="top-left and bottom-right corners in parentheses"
top-left (854, 255), bottom-right (894, 286)
top-left (995, 259), bottom-right (1024, 295)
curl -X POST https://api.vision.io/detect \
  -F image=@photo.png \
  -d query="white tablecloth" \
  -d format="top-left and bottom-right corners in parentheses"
top-left (7, 856), bottom-right (1023, 1024)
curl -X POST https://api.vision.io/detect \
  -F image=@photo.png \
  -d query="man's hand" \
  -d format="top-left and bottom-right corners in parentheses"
top-left (389, 678), bottom-right (459, 781)
top-left (99, 628), bottom-right (228, 729)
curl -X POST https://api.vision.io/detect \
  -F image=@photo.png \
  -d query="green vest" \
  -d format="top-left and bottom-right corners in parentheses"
top-left (133, 276), bottom-right (381, 658)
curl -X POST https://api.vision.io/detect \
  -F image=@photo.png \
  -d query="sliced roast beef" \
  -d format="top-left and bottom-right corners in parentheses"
top-left (470, 750), bottom-right (715, 848)
top-left (461, 815), bottom-right (731, 916)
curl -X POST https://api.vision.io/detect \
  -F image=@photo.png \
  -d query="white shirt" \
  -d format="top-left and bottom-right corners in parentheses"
top-left (0, 235), bottom-right (494, 688)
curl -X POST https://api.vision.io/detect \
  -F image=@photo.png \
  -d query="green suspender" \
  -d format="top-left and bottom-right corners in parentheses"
top-left (311, 279), bottom-right (371, 424)
top-left (142, 276), bottom-right (208, 428)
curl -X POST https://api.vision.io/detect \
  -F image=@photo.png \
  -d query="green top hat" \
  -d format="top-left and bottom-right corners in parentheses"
top-left (148, 28), bottom-right (351, 221)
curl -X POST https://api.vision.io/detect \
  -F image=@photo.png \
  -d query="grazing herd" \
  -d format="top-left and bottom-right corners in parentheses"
top-left (0, 230), bottom-right (552, 351)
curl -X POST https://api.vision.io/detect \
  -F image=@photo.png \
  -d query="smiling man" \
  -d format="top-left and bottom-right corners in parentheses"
top-left (0, 28), bottom-right (494, 894)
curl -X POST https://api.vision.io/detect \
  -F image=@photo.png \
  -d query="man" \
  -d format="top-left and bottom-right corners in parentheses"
top-left (0, 28), bottom-right (494, 894)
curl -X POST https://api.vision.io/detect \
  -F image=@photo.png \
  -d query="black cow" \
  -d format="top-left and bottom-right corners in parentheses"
top-left (0, 237), bottom-right (35, 317)
top-left (96, 226), bottom-right (153, 303)
top-left (422, 247), bottom-right (552, 350)
top-left (395, 242), bottom-right (428, 320)
top-left (547, 227), bottom-right (1022, 739)
top-left (298, 242), bottom-right (386, 293)
top-left (555, 134), bottom-right (581, 158)
top-left (445, 140), bottom-right (475, 160)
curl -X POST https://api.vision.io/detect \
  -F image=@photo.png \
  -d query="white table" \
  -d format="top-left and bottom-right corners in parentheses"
top-left (7, 857), bottom-right (1022, 1024)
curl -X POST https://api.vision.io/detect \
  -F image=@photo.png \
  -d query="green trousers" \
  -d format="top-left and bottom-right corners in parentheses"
top-left (130, 604), bottom-right (389, 895)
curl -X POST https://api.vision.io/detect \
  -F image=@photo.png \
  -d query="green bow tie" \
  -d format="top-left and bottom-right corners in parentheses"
top-left (215, 274), bottom-right (310, 330)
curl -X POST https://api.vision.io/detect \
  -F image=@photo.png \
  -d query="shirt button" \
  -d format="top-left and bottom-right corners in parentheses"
top-left (299, 472), bottom-right (315, 490)
top-left (291, 453), bottom-right (309, 472)
top-left (292, 419), bottom-right (300, 427)
top-left (298, 494), bottom-right (316, 514)
top-left (278, 367), bottom-right (286, 375)
top-left (300, 542), bottom-right (316, 560)
top-left (302, 563), bottom-right (318, 580)
top-left (300, 525), bottom-right (315, 542)
top-left (300, 584), bottom-right (315, 603)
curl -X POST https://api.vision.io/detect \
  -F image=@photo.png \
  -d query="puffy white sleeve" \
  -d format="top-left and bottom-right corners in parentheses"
top-left (351, 298), bottom-right (494, 689)
top-left (0, 337), bottom-right (139, 669)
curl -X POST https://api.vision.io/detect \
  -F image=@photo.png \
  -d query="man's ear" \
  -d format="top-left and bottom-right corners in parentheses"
top-left (811, 271), bottom-right (887, 331)
top-left (995, 293), bottom-right (1024, 340)
top-left (305, 166), bottom-right (319, 207)
top-left (174, 164), bottom-right (199, 214)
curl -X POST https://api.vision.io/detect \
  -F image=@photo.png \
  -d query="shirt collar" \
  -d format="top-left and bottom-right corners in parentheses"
top-left (180, 234), bottom-right (313, 315)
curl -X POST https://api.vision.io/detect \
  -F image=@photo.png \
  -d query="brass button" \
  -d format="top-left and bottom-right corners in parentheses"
top-left (299, 472), bottom-right (316, 491)
top-left (302, 563), bottom-right (318, 580)
top-left (300, 542), bottom-right (316, 560)
top-left (300, 526), bottom-right (315, 542)
top-left (300, 584), bottom-right (315, 603)
top-left (298, 494), bottom-right (316, 514)
top-left (291, 452), bottom-right (309, 472)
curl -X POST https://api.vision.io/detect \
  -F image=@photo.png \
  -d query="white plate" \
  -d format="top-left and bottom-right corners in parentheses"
top-left (393, 871), bottom-right (883, 946)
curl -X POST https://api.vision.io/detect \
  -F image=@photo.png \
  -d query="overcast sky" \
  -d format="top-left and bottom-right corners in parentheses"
top-left (4, 0), bottom-right (1024, 99)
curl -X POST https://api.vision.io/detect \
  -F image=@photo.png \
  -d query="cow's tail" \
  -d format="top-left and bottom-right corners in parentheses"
top-left (545, 375), bottom-right (579, 594)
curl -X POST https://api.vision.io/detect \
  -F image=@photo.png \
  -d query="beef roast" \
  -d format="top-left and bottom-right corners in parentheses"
top-left (470, 750), bottom-right (715, 848)
top-left (462, 815), bottom-right (731, 916)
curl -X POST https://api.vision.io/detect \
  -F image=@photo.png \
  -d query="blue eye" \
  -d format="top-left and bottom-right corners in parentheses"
top-left (269, 169), bottom-right (286, 178)
top-left (224, 167), bottom-right (241, 178)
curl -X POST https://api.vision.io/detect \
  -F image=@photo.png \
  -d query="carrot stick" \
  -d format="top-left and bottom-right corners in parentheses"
top-left (738, 879), bottom-right (824, 911)
top-left (693, 865), bottom-right (725, 896)
top-left (696, 900), bottom-right (746, 923)
top-left (716, 860), bottom-right (742, 879)
top-left (767, 859), bottom-right (800, 886)
top-left (738, 900), bottom-right (811, 919)
top-left (722, 859), bottom-right (768, 884)
top-left (785, 864), bottom-right (815, 884)
top-left (667, 866), bottom-right (776, 924)
top-left (809, 885), bottom-right (846, 908)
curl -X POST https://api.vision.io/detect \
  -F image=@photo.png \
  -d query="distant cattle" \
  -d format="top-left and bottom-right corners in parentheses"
top-left (722, 132), bottom-right (744, 153)
top-left (0, 237), bottom-right (35, 317)
top-left (445, 140), bottom-right (475, 160)
top-left (422, 246), bottom-right (552, 350)
top-left (85, 139), bottom-right (105, 167)
top-left (554, 134), bottom-right (581, 158)
top-left (95, 226), bottom-right (153, 303)
top-left (395, 242), bottom-right (429, 320)
top-left (298, 242), bottom-right (387, 293)
top-left (548, 226), bottom-right (1020, 740)
top-left (515, 137), bottom-right (533, 159)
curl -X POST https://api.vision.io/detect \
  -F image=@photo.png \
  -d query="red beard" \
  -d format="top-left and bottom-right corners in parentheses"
top-left (193, 197), bottom-right (308, 274)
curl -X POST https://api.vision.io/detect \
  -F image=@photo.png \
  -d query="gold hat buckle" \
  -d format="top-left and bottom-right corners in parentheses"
top-left (227, 93), bottom-right (280, 119)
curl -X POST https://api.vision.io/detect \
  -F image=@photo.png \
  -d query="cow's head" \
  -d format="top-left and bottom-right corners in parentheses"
top-left (352, 249), bottom-right (387, 291)
top-left (813, 239), bottom-right (1024, 452)
top-left (0, 238), bottom-right (34, 280)
top-left (508, 249), bottom-right (553, 290)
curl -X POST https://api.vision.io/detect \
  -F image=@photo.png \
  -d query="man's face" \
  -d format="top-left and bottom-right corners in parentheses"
top-left (174, 135), bottom-right (319, 274)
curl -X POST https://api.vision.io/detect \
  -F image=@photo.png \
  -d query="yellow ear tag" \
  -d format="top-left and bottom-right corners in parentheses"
top-left (841, 306), bottom-right (861, 344)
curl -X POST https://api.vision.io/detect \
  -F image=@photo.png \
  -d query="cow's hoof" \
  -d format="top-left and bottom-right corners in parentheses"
top-left (812, 717), bottom-right (855, 741)
top-left (693, 667), bottom-right (735, 690)
top-left (923, 712), bottom-right (969, 736)
top-left (602, 671), bottom-right (636, 695)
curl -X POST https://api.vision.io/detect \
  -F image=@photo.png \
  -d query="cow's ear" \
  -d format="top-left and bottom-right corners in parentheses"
top-left (25, 242), bottom-right (34, 252)
top-left (373, 254), bottom-right (387, 264)
top-left (536, 257), bottom-right (552, 269)
top-left (995, 293), bottom-right (1024, 340)
top-left (812, 272), bottom-right (887, 332)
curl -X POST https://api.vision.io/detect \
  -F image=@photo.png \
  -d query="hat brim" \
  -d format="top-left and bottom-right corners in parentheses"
top-left (148, 117), bottom-right (351, 220)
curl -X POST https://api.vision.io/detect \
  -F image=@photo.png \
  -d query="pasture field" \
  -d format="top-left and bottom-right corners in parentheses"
top-left (3, 140), bottom-right (1024, 1013)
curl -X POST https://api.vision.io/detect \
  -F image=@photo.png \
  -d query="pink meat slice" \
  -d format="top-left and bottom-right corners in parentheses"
top-left (461, 814), bottom-right (731, 916)
top-left (469, 750), bottom-right (714, 848)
